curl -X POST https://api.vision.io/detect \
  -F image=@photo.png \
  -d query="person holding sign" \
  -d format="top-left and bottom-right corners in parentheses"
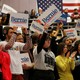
top-left (16, 29), bottom-right (34, 80)
top-left (32, 25), bottom-right (56, 80)
top-left (0, 26), bottom-right (32, 80)
top-left (50, 22), bottom-right (66, 56)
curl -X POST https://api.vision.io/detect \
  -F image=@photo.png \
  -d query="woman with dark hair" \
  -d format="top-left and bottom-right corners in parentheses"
top-left (56, 43), bottom-right (76, 80)
top-left (72, 40), bottom-right (80, 80)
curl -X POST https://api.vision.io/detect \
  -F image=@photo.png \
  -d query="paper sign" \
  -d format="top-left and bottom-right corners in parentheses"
top-left (30, 21), bottom-right (44, 34)
top-left (1, 4), bottom-right (17, 14)
top-left (20, 53), bottom-right (32, 66)
top-left (67, 17), bottom-right (71, 22)
top-left (10, 13), bottom-right (28, 28)
top-left (37, 4), bottom-right (61, 25)
top-left (64, 28), bottom-right (77, 38)
top-left (75, 19), bottom-right (80, 31)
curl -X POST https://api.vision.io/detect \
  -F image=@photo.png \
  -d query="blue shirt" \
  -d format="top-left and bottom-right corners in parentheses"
top-left (55, 13), bottom-right (70, 24)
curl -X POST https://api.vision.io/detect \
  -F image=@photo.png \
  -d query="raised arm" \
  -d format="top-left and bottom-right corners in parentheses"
top-left (22, 28), bottom-right (32, 52)
top-left (37, 32), bottom-right (48, 53)
top-left (4, 27), bottom-right (18, 50)
top-left (37, 24), bottom-right (50, 54)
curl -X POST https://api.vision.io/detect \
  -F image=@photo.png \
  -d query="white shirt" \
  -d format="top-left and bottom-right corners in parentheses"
top-left (0, 41), bottom-right (25, 74)
top-left (33, 46), bottom-right (55, 71)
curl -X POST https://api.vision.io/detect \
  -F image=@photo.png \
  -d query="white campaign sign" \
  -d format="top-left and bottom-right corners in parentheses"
top-left (30, 21), bottom-right (44, 34)
top-left (10, 13), bottom-right (28, 28)
top-left (64, 28), bottom-right (77, 38)
top-left (75, 19), bottom-right (80, 31)
top-left (1, 4), bottom-right (17, 14)
top-left (20, 53), bottom-right (32, 66)
top-left (37, 4), bottom-right (61, 25)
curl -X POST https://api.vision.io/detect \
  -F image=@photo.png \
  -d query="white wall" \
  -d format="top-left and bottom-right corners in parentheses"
top-left (1, 0), bottom-right (37, 13)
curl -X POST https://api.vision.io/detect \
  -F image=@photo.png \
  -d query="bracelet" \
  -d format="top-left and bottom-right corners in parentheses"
top-left (13, 32), bottom-right (17, 35)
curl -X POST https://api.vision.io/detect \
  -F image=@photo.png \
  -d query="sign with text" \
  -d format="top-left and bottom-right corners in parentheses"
top-left (30, 21), bottom-right (44, 34)
top-left (64, 28), bottom-right (77, 38)
top-left (1, 4), bottom-right (17, 14)
top-left (76, 19), bottom-right (80, 31)
top-left (20, 53), bottom-right (31, 66)
top-left (10, 13), bottom-right (28, 28)
top-left (37, 4), bottom-right (61, 25)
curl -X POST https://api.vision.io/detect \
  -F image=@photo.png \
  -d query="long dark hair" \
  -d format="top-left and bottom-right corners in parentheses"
top-left (57, 43), bottom-right (66, 55)
top-left (74, 40), bottom-right (80, 51)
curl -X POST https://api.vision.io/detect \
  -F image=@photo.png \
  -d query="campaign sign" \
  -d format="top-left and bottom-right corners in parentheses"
top-left (76, 19), bottom-right (80, 31)
top-left (20, 53), bottom-right (31, 66)
top-left (30, 21), bottom-right (44, 34)
top-left (64, 28), bottom-right (77, 38)
top-left (10, 13), bottom-right (28, 28)
top-left (37, 4), bottom-right (61, 25)
top-left (1, 4), bottom-right (17, 14)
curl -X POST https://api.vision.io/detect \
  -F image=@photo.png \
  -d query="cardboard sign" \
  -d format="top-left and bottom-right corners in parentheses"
top-left (1, 4), bottom-right (17, 14)
top-left (30, 21), bottom-right (44, 34)
top-left (10, 13), bottom-right (28, 28)
top-left (20, 53), bottom-right (32, 66)
top-left (76, 19), bottom-right (80, 31)
top-left (37, 4), bottom-right (61, 25)
top-left (64, 28), bottom-right (77, 38)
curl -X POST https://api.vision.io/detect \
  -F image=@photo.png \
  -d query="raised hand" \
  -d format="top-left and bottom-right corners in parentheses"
top-left (13, 26), bottom-right (18, 32)
top-left (22, 27), bottom-right (29, 34)
top-left (71, 51), bottom-right (77, 59)
top-left (44, 24), bottom-right (50, 30)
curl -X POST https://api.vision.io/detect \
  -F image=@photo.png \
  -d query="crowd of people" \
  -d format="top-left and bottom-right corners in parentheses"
top-left (0, 7), bottom-right (80, 80)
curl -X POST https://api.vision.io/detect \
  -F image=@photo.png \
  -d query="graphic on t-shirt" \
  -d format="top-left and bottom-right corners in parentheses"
top-left (45, 54), bottom-right (55, 67)
top-left (10, 46), bottom-right (19, 50)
